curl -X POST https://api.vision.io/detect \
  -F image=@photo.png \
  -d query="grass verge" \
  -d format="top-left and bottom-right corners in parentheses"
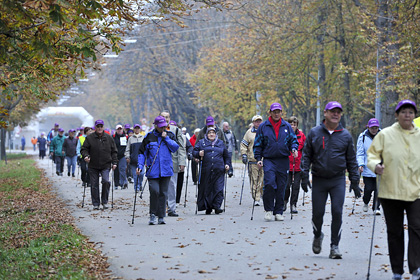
top-left (0, 158), bottom-right (111, 279)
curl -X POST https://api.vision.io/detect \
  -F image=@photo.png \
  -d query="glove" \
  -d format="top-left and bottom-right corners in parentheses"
top-left (301, 172), bottom-right (309, 192)
top-left (187, 153), bottom-right (192, 161)
top-left (242, 154), bottom-right (248, 164)
top-left (350, 182), bottom-right (362, 198)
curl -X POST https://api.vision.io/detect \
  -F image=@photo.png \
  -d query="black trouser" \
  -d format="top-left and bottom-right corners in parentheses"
top-left (284, 171), bottom-right (302, 207)
top-left (312, 175), bottom-right (345, 246)
top-left (39, 150), bottom-right (46, 159)
top-left (113, 160), bottom-right (120, 187)
top-left (362, 176), bottom-right (380, 210)
top-left (89, 168), bottom-right (111, 206)
top-left (149, 177), bottom-right (170, 218)
top-left (191, 161), bottom-right (198, 183)
top-left (381, 198), bottom-right (420, 275)
top-left (176, 171), bottom-right (184, 203)
top-left (79, 158), bottom-right (90, 185)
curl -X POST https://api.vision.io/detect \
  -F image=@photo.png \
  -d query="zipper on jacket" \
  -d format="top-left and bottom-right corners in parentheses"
top-left (322, 136), bottom-right (325, 149)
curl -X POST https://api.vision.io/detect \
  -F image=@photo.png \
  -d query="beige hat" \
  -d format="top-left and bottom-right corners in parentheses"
top-left (252, 115), bottom-right (263, 122)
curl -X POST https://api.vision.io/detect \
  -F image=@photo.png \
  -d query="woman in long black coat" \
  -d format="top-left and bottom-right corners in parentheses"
top-left (193, 127), bottom-right (230, 214)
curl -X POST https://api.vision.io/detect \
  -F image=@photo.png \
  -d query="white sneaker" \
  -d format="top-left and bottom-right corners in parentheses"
top-left (275, 214), bottom-right (284, 221)
top-left (264, 211), bottom-right (273, 221)
top-left (363, 204), bottom-right (368, 212)
top-left (254, 200), bottom-right (260, 206)
top-left (374, 209), bottom-right (381, 215)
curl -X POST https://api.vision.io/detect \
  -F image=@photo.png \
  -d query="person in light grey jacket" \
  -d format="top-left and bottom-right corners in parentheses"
top-left (356, 118), bottom-right (381, 214)
top-left (125, 124), bottom-right (145, 192)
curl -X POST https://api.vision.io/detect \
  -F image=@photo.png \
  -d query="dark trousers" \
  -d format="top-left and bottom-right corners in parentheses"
top-left (311, 175), bottom-right (346, 246)
top-left (176, 171), bottom-right (184, 203)
top-left (149, 177), bottom-right (170, 218)
top-left (363, 176), bottom-right (380, 210)
top-left (263, 169), bottom-right (288, 215)
top-left (113, 161), bottom-right (120, 187)
top-left (80, 159), bottom-right (90, 184)
top-left (55, 155), bottom-right (64, 173)
top-left (285, 171), bottom-right (302, 206)
top-left (39, 150), bottom-right (46, 159)
top-left (191, 161), bottom-right (198, 183)
top-left (381, 198), bottom-right (420, 275)
top-left (89, 168), bottom-right (111, 206)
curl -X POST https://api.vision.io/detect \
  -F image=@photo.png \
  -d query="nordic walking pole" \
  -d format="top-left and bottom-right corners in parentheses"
top-left (82, 175), bottom-right (87, 208)
top-left (251, 169), bottom-right (261, 220)
top-left (239, 163), bottom-right (247, 205)
top-left (223, 171), bottom-right (228, 212)
top-left (196, 158), bottom-right (202, 215)
top-left (132, 176), bottom-right (139, 224)
top-left (184, 159), bottom-right (190, 207)
top-left (367, 171), bottom-right (381, 280)
top-left (139, 178), bottom-right (148, 199)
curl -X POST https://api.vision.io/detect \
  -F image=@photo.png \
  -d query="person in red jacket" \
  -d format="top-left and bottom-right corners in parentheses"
top-left (284, 116), bottom-right (307, 214)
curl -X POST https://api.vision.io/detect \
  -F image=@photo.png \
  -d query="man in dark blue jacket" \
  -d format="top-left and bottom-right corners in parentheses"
top-left (254, 102), bottom-right (298, 222)
top-left (301, 101), bottom-right (360, 260)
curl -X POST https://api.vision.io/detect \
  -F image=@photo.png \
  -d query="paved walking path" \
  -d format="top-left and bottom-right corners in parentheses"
top-left (35, 157), bottom-right (404, 280)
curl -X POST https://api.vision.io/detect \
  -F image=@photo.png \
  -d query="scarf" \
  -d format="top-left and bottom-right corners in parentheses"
top-left (205, 133), bottom-right (219, 146)
top-left (269, 116), bottom-right (282, 140)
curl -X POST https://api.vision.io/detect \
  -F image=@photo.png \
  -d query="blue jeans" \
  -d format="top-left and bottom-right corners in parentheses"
top-left (118, 157), bottom-right (128, 186)
top-left (66, 155), bottom-right (77, 175)
top-left (131, 164), bottom-right (144, 191)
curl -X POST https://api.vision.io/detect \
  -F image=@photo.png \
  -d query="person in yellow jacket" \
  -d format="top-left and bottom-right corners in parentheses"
top-left (414, 116), bottom-right (420, 128)
top-left (240, 115), bottom-right (264, 206)
top-left (77, 127), bottom-right (93, 187)
top-left (367, 99), bottom-right (420, 280)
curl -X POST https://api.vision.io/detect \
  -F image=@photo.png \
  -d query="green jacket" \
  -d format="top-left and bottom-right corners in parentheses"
top-left (50, 135), bottom-right (65, 155)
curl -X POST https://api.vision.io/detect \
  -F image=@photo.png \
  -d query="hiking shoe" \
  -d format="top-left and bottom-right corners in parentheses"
top-left (68, 172), bottom-right (70, 176)
top-left (412, 267), bottom-right (420, 280)
top-left (254, 200), bottom-right (260, 206)
top-left (363, 204), bottom-right (369, 212)
top-left (329, 245), bottom-right (342, 259)
top-left (114, 186), bottom-right (118, 190)
top-left (264, 211), bottom-right (273, 221)
top-left (374, 209), bottom-right (381, 215)
top-left (158, 217), bottom-right (166, 225)
top-left (72, 174), bottom-right (75, 177)
top-left (149, 214), bottom-right (157, 225)
top-left (56, 171), bottom-right (60, 176)
top-left (275, 214), bottom-right (285, 221)
top-left (123, 184), bottom-right (128, 189)
top-left (312, 232), bottom-right (324, 254)
top-left (128, 177), bottom-right (133, 183)
top-left (392, 274), bottom-right (402, 280)
top-left (291, 205), bottom-right (298, 214)
top-left (168, 211), bottom-right (179, 217)
top-left (215, 208), bottom-right (223, 214)
top-left (93, 205), bottom-right (100, 210)
top-left (102, 204), bottom-right (109, 210)
top-left (206, 209), bottom-right (212, 215)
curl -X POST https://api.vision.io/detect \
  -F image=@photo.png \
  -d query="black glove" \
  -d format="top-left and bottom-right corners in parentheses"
top-left (301, 172), bottom-right (309, 192)
top-left (187, 153), bottom-right (192, 161)
top-left (350, 182), bottom-right (362, 198)
top-left (242, 154), bottom-right (248, 164)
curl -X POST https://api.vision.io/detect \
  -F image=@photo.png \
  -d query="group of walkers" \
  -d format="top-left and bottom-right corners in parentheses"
top-left (41, 99), bottom-right (420, 280)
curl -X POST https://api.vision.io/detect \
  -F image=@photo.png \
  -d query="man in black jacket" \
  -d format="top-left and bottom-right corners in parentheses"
top-left (113, 124), bottom-right (128, 190)
top-left (81, 120), bottom-right (118, 210)
top-left (301, 101), bottom-right (360, 260)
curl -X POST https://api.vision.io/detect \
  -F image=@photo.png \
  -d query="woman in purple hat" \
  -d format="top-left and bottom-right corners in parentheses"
top-left (368, 100), bottom-right (420, 280)
top-left (136, 116), bottom-right (179, 225)
top-left (357, 118), bottom-right (381, 214)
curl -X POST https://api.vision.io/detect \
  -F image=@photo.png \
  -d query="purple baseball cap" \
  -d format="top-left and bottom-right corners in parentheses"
top-left (367, 118), bottom-right (380, 128)
top-left (270, 102), bottom-right (282, 111)
top-left (324, 101), bottom-right (343, 111)
top-left (58, 128), bottom-right (64, 132)
top-left (169, 120), bottom-right (177, 126)
top-left (94, 119), bottom-right (104, 126)
top-left (54, 123), bottom-right (59, 127)
top-left (206, 116), bottom-right (215, 126)
top-left (69, 129), bottom-right (75, 133)
top-left (124, 124), bottom-right (131, 129)
top-left (154, 116), bottom-right (168, 128)
top-left (133, 123), bottom-right (141, 128)
top-left (395, 99), bottom-right (417, 113)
